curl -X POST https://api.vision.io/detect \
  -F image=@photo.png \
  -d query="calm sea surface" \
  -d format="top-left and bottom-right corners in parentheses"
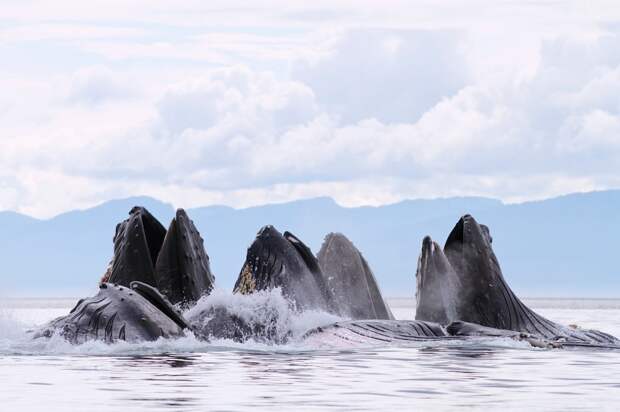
top-left (2, 296), bottom-right (620, 411)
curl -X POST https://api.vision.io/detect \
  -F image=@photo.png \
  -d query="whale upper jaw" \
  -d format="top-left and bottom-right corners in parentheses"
top-left (153, 208), bottom-right (215, 307)
top-left (317, 232), bottom-right (394, 320)
top-left (107, 206), bottom-right (167, 287)
top-left (233, 225), bottom-right (333, 312)
top-left (234, 225), bottom-right (287, 294)
top-left (414, 236), bottom-right (461, 324)
top-left (442, 214), bottom-right (509, 327)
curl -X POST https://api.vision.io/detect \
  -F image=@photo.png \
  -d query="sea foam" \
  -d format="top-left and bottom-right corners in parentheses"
top-left (0, 288), bottom-right (343, 356)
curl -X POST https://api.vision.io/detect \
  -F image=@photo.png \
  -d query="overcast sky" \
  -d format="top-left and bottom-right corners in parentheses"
top-left (1, 1), bottom-right (620, 217)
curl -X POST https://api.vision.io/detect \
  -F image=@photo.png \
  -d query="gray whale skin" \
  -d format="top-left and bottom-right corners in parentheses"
top-left (35, 282), bottom-right (188, 343)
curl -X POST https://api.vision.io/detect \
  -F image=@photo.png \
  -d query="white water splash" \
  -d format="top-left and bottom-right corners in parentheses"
top-left (0, 292), bottom-right (582, 356)
top-left (0, 309), bottom-right (28, 340)
top-left (0, 288), bottom-right (343, 356)
top-left (186, 287), bottom-right (343, 343)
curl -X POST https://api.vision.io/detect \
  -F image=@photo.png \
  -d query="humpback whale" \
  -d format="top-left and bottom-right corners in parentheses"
top-left (154, 209), bottom-right (215, 306)
top-left (233, 225), bottom-right (335, 312)
top-left (304, 319), bottom-right (448, 345)
top-left (105, 207), bottom-right (214, 306)
top-left (33, 205), bottom-right (619, 350)
top-left (105, 206), bottom-right (166, 287)
top-left (415, 215), bottom-right (619, 346)
top-left (317, 233), bottom-right (394, 320)
top-left (188, 230), bottom-right (397, 343)
top-left (302, 319), bottom-right (568, 349)
top-left (233, 226), bottom-right (396, 320)
top-left (35, 282), bottom-right (188, 343)
top-left (415, 236), bottom-right (461, 324)
top-left (35, 206), bottom-right (216, 343)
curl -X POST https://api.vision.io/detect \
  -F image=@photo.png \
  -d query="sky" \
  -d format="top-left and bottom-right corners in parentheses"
top-left (1, 1), bottom-right (620, 218)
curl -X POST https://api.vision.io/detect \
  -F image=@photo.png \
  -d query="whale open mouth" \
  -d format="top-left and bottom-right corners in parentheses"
top-left (123, 206), bottom-right (167, 268)
top-left (107, 206), bottom-right (167, 287)
top-left (414, 234), bottom-right (462, 324)
top-left (153, 208), bottom-right (215, 306)
top-left (233, 225), bottom-right (325, 297)
top-left (234, 225), bottom-right (285, 295)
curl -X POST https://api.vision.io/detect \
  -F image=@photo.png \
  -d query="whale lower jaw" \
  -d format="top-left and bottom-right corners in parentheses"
top-left (414, 237), bottom-right (461, 324)
top-left (304, 320), bottom-right (620, 350)
top-left (35, 283), bottom-right (187, 344)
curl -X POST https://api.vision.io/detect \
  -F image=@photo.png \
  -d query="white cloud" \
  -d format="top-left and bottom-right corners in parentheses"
top-left (156, 66), bottom-right (318, 135)
top-left (0, 23), bottom-right (147, 43)
top-left (1, 2), bottom-right (620, 217)
top-left (67, 66), bottom-right (138, 104)
top-left (292, 30), bottom-right (469, 123)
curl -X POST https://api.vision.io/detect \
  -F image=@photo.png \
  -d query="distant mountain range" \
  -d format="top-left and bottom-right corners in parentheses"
top-left (1, 191), bottom-right (618, 297)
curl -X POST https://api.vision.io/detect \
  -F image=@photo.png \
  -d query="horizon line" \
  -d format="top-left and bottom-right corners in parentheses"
top-left (2, 188), bottom-right (618, 221)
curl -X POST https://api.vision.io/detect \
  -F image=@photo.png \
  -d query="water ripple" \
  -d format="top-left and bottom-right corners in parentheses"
top-left (2, 302), bottom-right (620, 410)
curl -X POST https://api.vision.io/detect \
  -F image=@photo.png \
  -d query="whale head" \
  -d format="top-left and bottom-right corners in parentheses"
top-left (154, 208), bottom-right (215, 307)
top-left (415, 236), bottom-right (461, 324)
top-left (106, 206), bottom-right (166, 287)
top-left (318, 232), bottom-right (394, 319)
top-left (442, 214), bottom-right (512, 328)
top-left (415, 215), bottom-right (502, 326)
top-left (233, 225), bottom-right (333, 311)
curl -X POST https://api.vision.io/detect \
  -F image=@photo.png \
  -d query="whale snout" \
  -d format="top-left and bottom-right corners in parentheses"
top-left (256, 225), bottom-right (279, 238)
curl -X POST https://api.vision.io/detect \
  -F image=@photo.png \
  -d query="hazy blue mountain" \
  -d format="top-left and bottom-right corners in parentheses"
top-left (0, 191), bottom-right (618, 297)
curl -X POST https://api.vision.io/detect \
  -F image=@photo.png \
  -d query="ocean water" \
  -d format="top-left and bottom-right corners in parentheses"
top-left (1, 294), bottom-right (620, 411)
